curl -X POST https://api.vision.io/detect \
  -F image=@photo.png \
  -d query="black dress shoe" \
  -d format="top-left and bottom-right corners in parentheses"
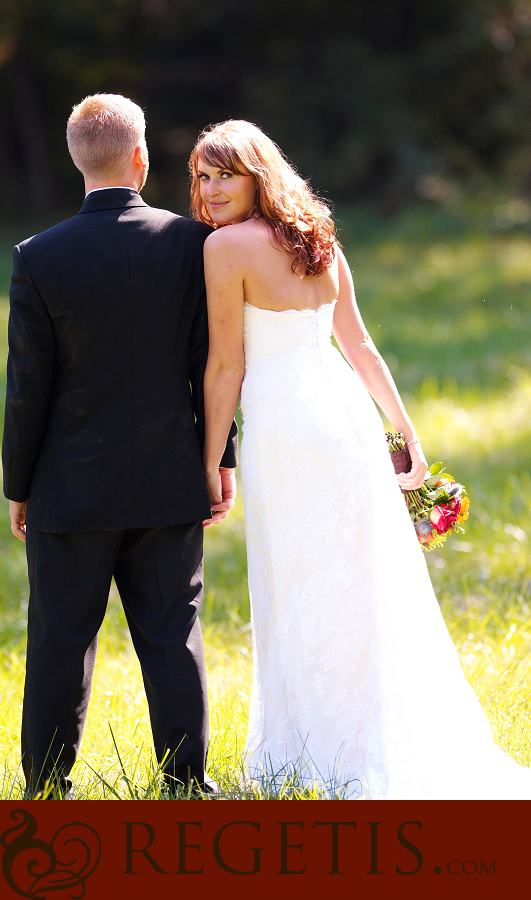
top-left (163, 778), bottom-right (220, 799)
top-left (23, 786), bottom-right (76, 800)
top-left (192, 780), bottom-right (220, 797)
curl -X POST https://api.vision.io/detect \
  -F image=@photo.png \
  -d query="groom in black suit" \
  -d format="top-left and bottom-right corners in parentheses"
top-left (1, 94), bottom-right (237, 797)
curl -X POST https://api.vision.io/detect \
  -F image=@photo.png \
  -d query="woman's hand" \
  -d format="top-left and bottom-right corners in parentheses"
top-left (396, 441), bottom-right (428, 491)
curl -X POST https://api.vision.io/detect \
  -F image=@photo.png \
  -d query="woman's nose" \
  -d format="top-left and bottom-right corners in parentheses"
top-left (207, 179), bottom-right (220, 195)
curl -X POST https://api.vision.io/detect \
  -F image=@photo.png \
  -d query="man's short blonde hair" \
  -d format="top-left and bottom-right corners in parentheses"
top-left (67, 94), bottom-right (146, 181)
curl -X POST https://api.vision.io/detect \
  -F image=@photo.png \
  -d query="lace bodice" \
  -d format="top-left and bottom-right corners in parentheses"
top-left (241, 300), bottom-right (342, 411)
top-left (242, 300), bottom-right (336, 369)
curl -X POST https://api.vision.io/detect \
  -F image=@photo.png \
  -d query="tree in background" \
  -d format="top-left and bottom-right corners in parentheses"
top-left (1, 0), bottom-right (531, 216)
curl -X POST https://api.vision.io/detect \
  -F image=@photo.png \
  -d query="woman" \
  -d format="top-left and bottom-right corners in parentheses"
top-left (190, 120), bottom-right (531, 799)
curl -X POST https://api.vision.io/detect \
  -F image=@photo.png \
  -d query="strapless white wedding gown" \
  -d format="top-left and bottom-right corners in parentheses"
top-left (240, 298), bottom-right (531, 799)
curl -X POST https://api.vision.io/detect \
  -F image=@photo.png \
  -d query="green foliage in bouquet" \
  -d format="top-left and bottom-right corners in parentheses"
top-left (386, 433), bottom-right (469, 551)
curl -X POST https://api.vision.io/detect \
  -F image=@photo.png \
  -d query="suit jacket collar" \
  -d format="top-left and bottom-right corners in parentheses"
top-left (78, 188), bottom-right (149, 214)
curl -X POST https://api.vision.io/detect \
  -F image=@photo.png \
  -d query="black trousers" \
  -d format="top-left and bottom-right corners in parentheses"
top-left (22, 522), bottom-right (210, 794)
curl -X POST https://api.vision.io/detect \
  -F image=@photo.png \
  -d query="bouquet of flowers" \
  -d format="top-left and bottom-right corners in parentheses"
top-left (386, 432), bottom-right (469, 551)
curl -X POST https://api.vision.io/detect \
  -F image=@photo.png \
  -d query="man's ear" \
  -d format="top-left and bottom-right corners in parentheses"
top-left (134, 144), bottom-right (148, 168)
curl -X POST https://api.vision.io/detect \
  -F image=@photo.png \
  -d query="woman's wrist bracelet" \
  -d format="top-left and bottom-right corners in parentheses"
top-left (406, 437), bottom-right (420, 446)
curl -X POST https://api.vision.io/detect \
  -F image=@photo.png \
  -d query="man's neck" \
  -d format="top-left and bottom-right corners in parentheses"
top-left (84, 180), bottom-right (139, 196)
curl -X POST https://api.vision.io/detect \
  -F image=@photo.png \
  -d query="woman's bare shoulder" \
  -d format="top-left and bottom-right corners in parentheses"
top-left (204, 219), bottom-right (268, 253)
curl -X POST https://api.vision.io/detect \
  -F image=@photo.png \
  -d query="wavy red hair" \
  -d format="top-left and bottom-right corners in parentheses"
top-left (189, 120), bottom-right (338, 276)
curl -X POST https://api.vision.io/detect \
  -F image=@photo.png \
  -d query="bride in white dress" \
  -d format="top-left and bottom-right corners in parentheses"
top-left (189, 120), bottom-right (531, 799)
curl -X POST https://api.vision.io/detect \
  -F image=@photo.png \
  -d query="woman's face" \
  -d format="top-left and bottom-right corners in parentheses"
top-left (197, 157), bottom-right (257, 225)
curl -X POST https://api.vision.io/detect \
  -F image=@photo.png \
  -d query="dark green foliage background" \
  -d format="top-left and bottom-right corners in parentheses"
top-left (2, 1), bottom-right (531, 217)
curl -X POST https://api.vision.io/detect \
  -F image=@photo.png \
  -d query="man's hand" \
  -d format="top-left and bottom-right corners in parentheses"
top-left (203, 467), bottom-right (236, 529)
top-left (10, 500), bottom-right (28, 542)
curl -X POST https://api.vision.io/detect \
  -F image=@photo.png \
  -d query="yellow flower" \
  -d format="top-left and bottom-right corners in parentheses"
top-left (457, 495), bottom-right (470, 524)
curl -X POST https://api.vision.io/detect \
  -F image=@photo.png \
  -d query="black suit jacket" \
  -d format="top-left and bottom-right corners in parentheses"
top-left (2, 188), bottom-right (238, 532)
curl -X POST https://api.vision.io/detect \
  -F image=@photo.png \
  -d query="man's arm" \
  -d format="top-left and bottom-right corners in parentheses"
top-left (2, 244), bottom-right (56, 506)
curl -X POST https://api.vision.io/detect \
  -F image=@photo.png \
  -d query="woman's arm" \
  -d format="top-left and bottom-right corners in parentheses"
top-left (332, 247), bottom-right (428, 489)
top-left (202, 231), bottom-right (246, 504)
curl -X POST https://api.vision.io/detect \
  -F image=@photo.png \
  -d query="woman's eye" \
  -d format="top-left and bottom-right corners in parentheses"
top-left (220, 171), bottom-right (232, 179)
top-left (198, 174), bottom-right (208, 181)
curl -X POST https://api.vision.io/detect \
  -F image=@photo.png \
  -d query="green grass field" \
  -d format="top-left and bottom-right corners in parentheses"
top-left (0, 204), bottom-right (530, 798)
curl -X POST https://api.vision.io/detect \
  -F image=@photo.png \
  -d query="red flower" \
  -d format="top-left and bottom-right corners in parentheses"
top-left (429, 503), bottom-right (460, 535)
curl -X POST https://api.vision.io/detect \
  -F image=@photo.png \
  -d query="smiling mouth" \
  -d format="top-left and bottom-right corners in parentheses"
top-left (209, 201), bottom-right (229, 209)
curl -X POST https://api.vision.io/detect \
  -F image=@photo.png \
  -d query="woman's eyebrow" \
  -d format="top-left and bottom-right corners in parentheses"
top-left (198, 165), bottom-right (227, 174)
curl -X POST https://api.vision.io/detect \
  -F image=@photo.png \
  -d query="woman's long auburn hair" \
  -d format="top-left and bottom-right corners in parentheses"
top-left (189, 120), bottom-right (338, 276)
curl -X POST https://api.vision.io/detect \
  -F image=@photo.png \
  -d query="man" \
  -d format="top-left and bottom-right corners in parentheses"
top-left (2, 94), bottom-right (237, 798)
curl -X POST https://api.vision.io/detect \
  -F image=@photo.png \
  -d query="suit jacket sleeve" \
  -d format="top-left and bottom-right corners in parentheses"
top-left (2, 244), bottom-right (56, 501)
top-left (188, 282), bottom-right (238, 469)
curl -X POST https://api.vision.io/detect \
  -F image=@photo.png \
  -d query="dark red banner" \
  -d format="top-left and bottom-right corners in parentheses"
top-left (0, 800), bottom-right (526, 899)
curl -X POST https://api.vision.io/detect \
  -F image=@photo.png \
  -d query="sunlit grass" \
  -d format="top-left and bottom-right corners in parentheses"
top-left (0, 208), bottom-right (530, 797)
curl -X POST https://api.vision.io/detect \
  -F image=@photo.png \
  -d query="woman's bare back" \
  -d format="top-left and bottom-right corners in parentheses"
top-left (229, 218), bottom-right (340, 312)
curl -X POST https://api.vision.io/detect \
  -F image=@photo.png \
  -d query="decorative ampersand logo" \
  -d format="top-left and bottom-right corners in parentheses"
top-left (1, 809), bottom-right (101, 898)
